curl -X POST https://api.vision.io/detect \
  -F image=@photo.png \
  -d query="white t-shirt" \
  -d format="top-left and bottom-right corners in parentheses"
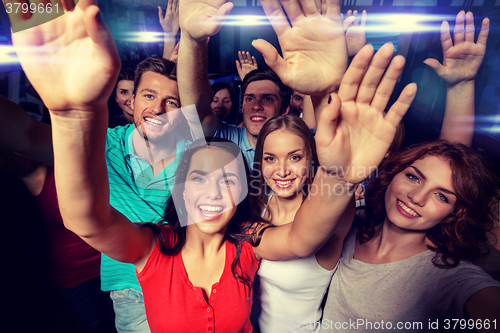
top-left (320, 229), bottom-right (500, 333)
top-left (253, 194), bottom-right (336, 333)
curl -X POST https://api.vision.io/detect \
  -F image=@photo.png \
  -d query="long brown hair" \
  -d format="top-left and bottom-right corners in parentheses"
top-left (359, 140), bottom-right (499, 268)
top-left (250, 116), bottom-right (319, 223)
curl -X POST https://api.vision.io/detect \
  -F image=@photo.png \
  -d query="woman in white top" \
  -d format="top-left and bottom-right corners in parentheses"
top-left (250, 115), bottom-right (355, 333)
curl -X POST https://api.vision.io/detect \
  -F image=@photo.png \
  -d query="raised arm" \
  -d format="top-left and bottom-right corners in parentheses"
top-left (0, 95), bottom-right (53, 166)
top-left (254, 42), bottom-right (418, 260)
top-left (159, 0), bottom-right (179, 60)
top-left (6, 0), bottom-right (154, 268)
top-left (235, 51), bottom-right (258, 81)
top-left (177, 0), bottom-right (233, 138)
top-left (424, 11), bottom-right (489, 147)
top-left (343, 10), bottom-right (367, 57)
top-left (253, 0), bottom-right (348, 96)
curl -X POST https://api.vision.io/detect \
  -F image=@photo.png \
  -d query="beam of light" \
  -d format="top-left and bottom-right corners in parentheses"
top-left (0, 45), bottom-right (19, 65)
top-left (213, 13), bottom-right (467, 34)
top-left (475, 114), bottom-right (500, 134)
top-left (115, 32), bottom-right (166, 43)
top-left (224, 15), bottom-right (276, 26)
top-left (364, 13), bottom-right (453, 34)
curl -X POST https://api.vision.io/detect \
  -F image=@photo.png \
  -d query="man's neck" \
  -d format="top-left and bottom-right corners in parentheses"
top-left (246, 129), bottom-right (257, 148)
top-left (132, 129), bottom-right (178, 176)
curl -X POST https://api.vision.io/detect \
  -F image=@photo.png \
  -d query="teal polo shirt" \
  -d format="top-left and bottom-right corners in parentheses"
top-left (101, 124), bottom-right (190, 292)
top-left (214, 119), bottom-right (255, 170)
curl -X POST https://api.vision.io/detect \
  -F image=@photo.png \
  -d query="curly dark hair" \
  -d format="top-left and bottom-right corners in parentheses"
top-left (358, 140), bottom-right (499, 268)
top-left (143, 137), bottom-right (258, 293)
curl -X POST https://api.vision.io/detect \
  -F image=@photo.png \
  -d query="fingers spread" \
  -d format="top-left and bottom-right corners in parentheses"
top-left (440, 20), bottom-right (452, 54)
top-left (477, 17), bottom-right (489, 47)
top-left (356, 42), bottom-right (394, 105)
top-left (260, 0), bottom-right (290, 36)
top-left (316, 93), bottom-right (341, 147)
top-left (370, 55), bottom-right (406, 112)
top-left (252, 38), bottom-right (287, 79)
top-left (464, 11), bottom-right (475, 43)
top-left (338, 44), bottom-right (374, 102)
top-left (453, 10), bottom-right (465, 45)
top-left (384, 82), bottom-right (417, 128)
top-left (298, 0), bottom-right (320, 17)
top-left (324, 0), bottom-right (341, 18)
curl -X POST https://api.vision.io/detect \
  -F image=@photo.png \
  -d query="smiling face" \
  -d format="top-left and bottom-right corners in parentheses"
top-left (384, 156), bottom-right (457, 232)
top-left (115, 80), bottom-right (135, 124)
top-left (183, 147), bottom-right (243, 235)
top-left (131, 71), bottom-right (181, 143)
top-left (262, 130), bottom-right (309, 199)
top-left (242, 80), bottom-right (282, 139)
top-left (211, 88), bottom-right (233, 121)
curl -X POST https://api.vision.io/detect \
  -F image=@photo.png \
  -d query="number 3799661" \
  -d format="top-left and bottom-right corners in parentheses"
top-left (5, 2), bottom-right (60, 14)
top-left (443, 319), bottom-right (497, 330)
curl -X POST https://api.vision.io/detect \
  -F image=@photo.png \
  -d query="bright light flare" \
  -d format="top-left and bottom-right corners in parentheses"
top-left (364, 13), bottom-right (454, 34)
top-left (224, 15), bottom-right (274, 26)
top-left (216, 13), bottom-right (459, 34)
top-left (116, 32), bottom-right (166, 43)
top-left (0, 45), bottom-right (19, 65)
top-left (475, 115), bottom-right (500, 134)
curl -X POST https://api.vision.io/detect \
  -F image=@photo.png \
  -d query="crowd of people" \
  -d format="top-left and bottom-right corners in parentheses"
top-left (1, 0), bottom-right (499, 332)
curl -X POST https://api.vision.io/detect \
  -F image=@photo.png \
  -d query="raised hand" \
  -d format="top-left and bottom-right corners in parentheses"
top-left (315, 43), bottom-right (417, 184)
top-left (158, 0), bottom-right (180, 36)
top-left (235, 51), bottom-right (258, 81)
top-left (343, 10), bottom-right (367, 57)
top-left (253, 0), bottom-right (347, 96)
top-left (424, 11), bottom-right (489, 86)
top-left (6, 0), bottom-right (120, 112)
top-left (179, 0), bottom-right (233, 42)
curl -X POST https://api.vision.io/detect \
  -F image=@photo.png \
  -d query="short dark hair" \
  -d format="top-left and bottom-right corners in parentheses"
top-left (133, 55), bottom-right (177, 96)
top-left (242, 68), bottom-right (291, 115)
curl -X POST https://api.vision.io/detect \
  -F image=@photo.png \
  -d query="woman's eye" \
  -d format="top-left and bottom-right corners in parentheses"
top-left (436, 193), bottom-right (449, 203)
top-left (264, 157), bottom-right (274, 162)
top-left (290, 155), bottom-right (301, 161)
top-left (221, 179), bottom-right (236, 185)
top-left (406, 173), bottom-right (419, 182)
top-left (191, 177), bottom-right (205, 183)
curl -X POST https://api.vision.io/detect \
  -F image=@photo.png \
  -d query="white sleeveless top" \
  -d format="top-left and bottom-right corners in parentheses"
top-left (253, 194), bottom-right (336, 333)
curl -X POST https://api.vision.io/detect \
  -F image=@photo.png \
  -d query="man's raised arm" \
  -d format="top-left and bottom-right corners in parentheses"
top-left (177, 0), bottom-right (233, 138)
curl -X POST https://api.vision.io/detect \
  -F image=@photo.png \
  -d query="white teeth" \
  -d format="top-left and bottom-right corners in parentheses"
top-left (145, 117), bottom-right (164, 125)
top-left (199, 205), bottom-right (223, 212)
top-left (251, 117), bottom-right (265, 121)
top-left (276, 180), bottom-right (292, 185)
top-left (397, 200), bottom-right (420, 217)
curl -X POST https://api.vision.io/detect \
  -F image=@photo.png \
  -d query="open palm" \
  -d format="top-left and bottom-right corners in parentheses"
top-left (254, 0), bottom-right (347, 96)
top-left (179, 0), bottom-right (233, 42)
top-left (424, 11), bottom-right (489, 85)
top-left (316, 43), bottom-right (417, 184)
top-left (9, 0), bottom-right (120, 112)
